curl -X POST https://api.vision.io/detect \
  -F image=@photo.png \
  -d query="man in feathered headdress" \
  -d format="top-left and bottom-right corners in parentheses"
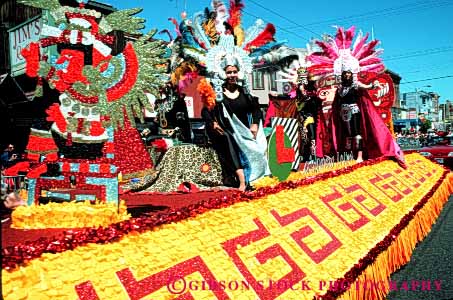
top-left (308, 26), bottom-right (405, 166)
top-left (268, 51), bottom-right (322, 163)
top-left (333, 68), bottom-right (369, 161)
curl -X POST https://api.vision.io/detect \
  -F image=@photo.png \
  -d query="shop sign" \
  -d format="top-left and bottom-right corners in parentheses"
top-left (8, 16), bottom-right (42, 76)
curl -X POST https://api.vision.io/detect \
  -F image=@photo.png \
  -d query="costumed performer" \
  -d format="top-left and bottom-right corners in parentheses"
top-left (272, 50), bottom-right (321, 163)
top-left (202, 59), bottom-right (264, 191)
top-left (295, 68), bottom-right (321, 161)
top-left (171, 0), bottom-right (281, 188)
top-left (155, 82), bottom-right (192, 143)
top-left (307, 26), bottom-right (405, 166)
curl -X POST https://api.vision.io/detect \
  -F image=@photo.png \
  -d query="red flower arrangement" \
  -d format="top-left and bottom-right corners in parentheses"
top-left (21, 42), bottom-right (40, 77)
top-left (45, 103), bottom-right (67, 133)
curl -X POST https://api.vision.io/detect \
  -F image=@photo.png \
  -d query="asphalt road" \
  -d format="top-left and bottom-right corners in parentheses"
top-left (387, 196), bottom-right (453, 300)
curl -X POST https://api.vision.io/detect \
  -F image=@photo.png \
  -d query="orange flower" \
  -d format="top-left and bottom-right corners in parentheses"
top-left (200, 163), bottom-right (211, 173)
top-left (197, 78), bottom-right (216, 110)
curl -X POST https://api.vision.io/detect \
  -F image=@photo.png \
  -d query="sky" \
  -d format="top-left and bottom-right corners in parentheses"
top-left (103, 0), bottom-right (453, 102)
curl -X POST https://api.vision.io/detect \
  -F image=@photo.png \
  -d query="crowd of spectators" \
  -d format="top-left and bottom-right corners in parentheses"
top-left (396, 129), bottom-right (452, 149)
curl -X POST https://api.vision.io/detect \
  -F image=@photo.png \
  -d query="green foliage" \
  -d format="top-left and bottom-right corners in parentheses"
top-left (103, 8), bottom-right (145, 35)
top-left (419, 119), bottom-right (432, 134)
top-left (18, 0), bottom-right (60, 10)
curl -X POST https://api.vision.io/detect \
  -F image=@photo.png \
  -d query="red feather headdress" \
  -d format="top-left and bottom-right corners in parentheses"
top-left (244, 23), bottom-right (276, 52)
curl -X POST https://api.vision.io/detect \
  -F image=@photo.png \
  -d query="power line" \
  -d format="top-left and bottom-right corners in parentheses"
top-left (401, 61), bottom-right (453, 74)
top-left (282, 0), bottom-right (453, 29)
top-left (383, 46), bottom-right (453, 61)
top-left (241, 0), bottom-right (453, 77)
top-left (246, 0), bottom-right (322, 38)
top-left (400, 75), bottom-right (453, 84)
top-left (242, 10), bottom-right (311, 42)
top-left (328, 2), bottom-right (453, 29)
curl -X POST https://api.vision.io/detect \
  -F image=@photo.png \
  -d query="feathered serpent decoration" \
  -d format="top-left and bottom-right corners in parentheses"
top-left (244, 23), bottom-right (276, 52)
top-left (159, 29), bottom-right (174, 42)
top-left (192, 12), bottom-right (214, 48)
top-left (227, 0), bottom-right (244, 29)
top-left (18, 0), bottom-right (167, 131)
top-left (102, 8), bottom-right (146, 35)
top-left (227, 0), bottom-right (245, 45)
top-left (16, 0), bottom-right (60, 10)
top-left (212, 0), bottom-right (229, 35)
top-left (248, 41), bottom-right (287, 59)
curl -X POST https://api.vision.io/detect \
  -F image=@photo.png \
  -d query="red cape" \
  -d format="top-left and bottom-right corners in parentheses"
top-left (330, 88), bottom-right (406, 166)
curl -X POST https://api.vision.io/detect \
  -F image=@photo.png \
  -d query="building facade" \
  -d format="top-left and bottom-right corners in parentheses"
top-left (248, 67), bottom-right (283, 105)
top-left (396, 90), bottom-right (441, 131)
top-left (440, 100), bottom-right (453, 130)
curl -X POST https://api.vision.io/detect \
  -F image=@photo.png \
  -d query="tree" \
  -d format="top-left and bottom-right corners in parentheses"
top-left (419, 118), bottom-right (432, 134)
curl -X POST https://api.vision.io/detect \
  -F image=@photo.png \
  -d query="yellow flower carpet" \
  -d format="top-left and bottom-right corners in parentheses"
top-left (2, 153), bottom-right (452, 300)
top-left (11, 200), bottom-right (130, 229)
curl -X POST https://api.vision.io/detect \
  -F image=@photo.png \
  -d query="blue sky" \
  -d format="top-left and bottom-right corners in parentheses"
top-left (104, 0), bottom-right (453, 102)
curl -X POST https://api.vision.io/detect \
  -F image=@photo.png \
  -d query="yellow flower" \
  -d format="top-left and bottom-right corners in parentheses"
top-left (11, 201), bottom-right (130, 229)
top-left (3, 154), bottom-right (448, 300)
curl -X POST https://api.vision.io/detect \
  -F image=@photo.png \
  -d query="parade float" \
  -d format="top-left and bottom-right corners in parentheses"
top-left (11, 0), bottom-right (170, 205)
top-left (2, 1), bottom-right (452, 300)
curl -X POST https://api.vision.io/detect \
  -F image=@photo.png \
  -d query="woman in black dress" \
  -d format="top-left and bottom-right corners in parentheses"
top-left (202, 64), bottom-right (262, 191)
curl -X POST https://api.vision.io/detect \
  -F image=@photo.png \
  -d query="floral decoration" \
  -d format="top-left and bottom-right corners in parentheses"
top-left (12, 201), bottom-right (129, 229)
top-left (2, 154), bottom-right (451, 300)
top-left (197, 78), bottom-right (216, 110)
top-left (200, 163), bottom-right (211, 173)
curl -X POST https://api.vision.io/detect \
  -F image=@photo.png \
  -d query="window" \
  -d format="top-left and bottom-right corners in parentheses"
top-left (252, 70), bottom-right (264, 90)
top-left (269, 72), bottom-right (277, 91)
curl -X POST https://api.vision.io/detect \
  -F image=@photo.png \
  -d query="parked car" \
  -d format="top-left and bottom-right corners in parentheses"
top-left (418, 136), bottom-right (453, 168)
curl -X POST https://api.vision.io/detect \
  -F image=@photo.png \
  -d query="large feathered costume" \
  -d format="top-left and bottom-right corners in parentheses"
top-left (307, 26), bottom-right (405, 166)
top-left (307, 26), bottom-right (385, 82)
top-left (167, 0), bottom-right (280, 183)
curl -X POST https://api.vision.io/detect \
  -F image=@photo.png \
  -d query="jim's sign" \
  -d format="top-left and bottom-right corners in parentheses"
top-left (8, 16), bottom-right (42, 76)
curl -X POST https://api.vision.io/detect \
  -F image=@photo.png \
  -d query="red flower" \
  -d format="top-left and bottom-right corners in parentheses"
top-left (151, 139), bottom-right (168, 151)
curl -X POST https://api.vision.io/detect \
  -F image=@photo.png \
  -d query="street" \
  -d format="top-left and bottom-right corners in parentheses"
top-left (388, 196), bottom-right (453, 300)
